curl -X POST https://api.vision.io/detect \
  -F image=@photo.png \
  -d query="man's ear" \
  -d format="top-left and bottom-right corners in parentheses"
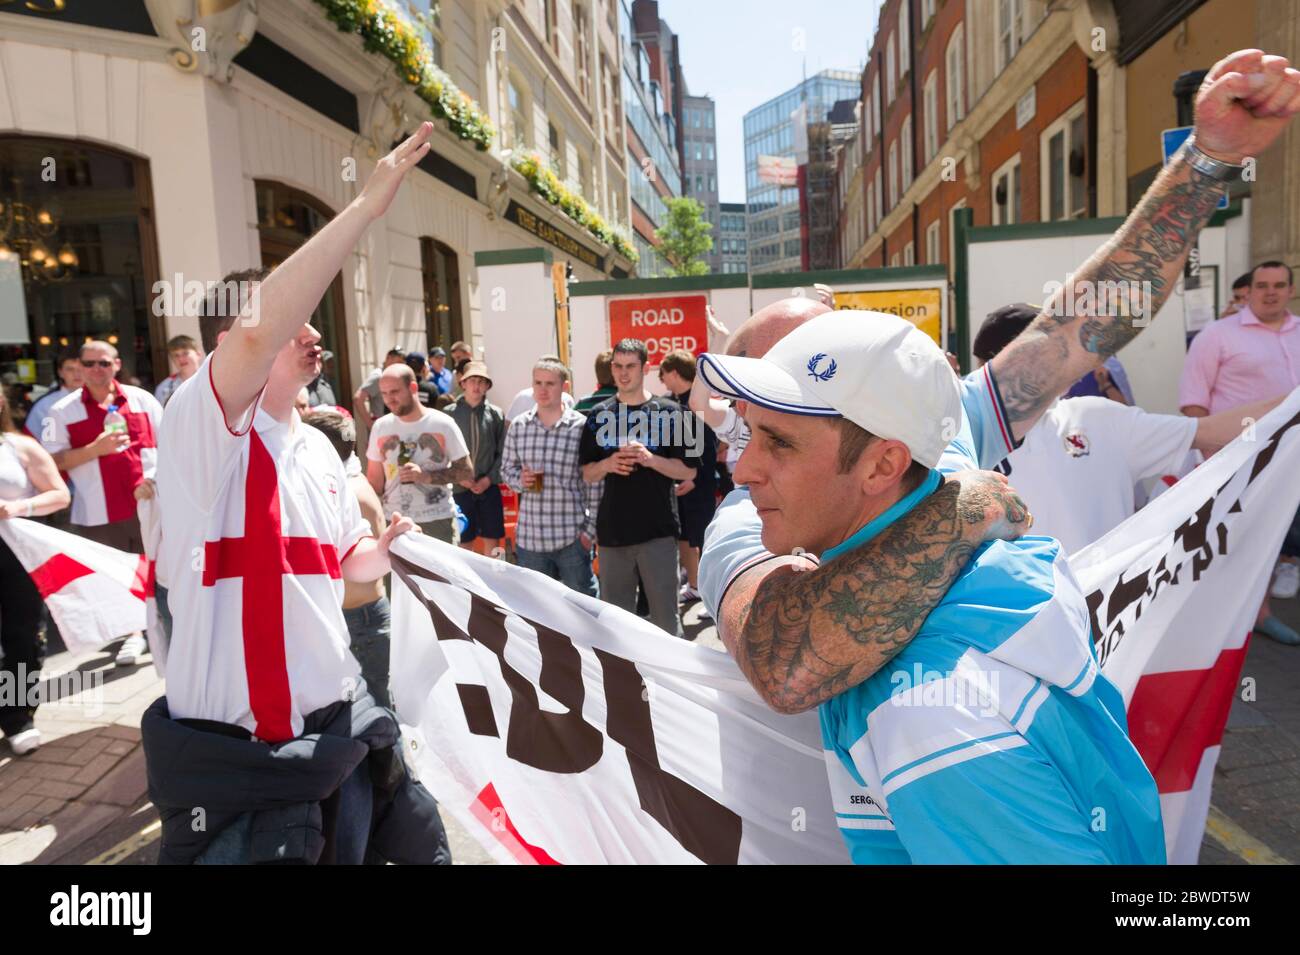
top-left (860, 439), bottom-right (913, 496)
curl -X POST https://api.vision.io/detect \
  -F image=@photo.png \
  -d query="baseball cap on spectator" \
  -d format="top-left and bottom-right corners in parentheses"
top-left (697, 310), bottom-right (960, 469)
top-left (459, 361), bottom-right (492, 388)
top-left (406, 351), bottom-right (427, 372)
top-left (430, 346), bottom-right (447, 358)
top-left (972, 303), bottom-right (1039, 364)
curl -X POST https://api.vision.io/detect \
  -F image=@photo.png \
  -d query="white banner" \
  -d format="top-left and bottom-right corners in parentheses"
top-left (390, 389), bottom-right (1300, 864)
top-left (0, 517), bottom-right (148, 652)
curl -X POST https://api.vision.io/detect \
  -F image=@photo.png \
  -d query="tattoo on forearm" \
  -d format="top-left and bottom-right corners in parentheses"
top-left (428, 458), bottom-right (474, 485)
top-left (736, 477), bottom-right (1007, 712)
top-left (995, 151), bottom-right (1226, 429)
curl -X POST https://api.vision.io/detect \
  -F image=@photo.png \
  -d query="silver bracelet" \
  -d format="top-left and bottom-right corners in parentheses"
top-left (1183, 135), bottom-right (1243, 182)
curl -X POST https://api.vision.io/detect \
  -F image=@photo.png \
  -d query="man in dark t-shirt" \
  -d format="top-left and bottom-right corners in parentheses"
top-left (579, 339), bottom-right (698, 637)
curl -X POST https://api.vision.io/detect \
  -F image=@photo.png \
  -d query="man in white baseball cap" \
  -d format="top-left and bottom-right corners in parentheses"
top-left (697, 310), bottom-right (1165, 864)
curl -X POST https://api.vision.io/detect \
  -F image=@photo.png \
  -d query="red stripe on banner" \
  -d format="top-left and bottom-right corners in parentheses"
top-left (1127, 637), bottom-right (1250, 793)
top-left (29, 553), bottom-right (95, 599)
top-left (134, 555), bottom-right (154, 600)
top-left (471, 782), bottom-right (561, 865)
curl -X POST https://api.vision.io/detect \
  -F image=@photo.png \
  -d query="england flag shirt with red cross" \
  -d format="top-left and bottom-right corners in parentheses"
top-left (44, 383), bottom-right (163, 526)
top-left (156, 356), bottom-right (372, 741)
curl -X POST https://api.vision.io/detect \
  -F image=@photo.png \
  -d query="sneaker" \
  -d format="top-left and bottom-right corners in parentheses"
top-left (115, 634), bottom-right (148, 667)
top-left (1271, 562), bottom-right (1300, 600)
top-left (696, 602), bottom-right (712, 621)
top-left (1255, 616), bottom-right (1300, 646)
top-left (679, 585), bottom-right (701, 603)
top-left (8, 728), bottom-right (41, 756)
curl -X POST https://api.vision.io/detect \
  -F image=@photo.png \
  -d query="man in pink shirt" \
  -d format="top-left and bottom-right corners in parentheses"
top-left (1181, 260), bottom-right (1300, 643)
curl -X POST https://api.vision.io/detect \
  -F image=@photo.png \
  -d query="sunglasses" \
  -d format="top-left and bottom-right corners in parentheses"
top-left (80, 359), bottom-right (114, 368)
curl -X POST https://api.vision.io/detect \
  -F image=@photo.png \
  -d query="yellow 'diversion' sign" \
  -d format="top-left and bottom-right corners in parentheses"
top-left (833, 288), bottom-right (944, 346)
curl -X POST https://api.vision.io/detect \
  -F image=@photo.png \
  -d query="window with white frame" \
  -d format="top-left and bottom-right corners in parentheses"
top-left (899, 1), bottom-right (910, 77)
top-left (874, 166), bottom-right (883, 224)
top-left (903, 241), bottom-right (914, 266)
top-left (545, 0), bottom-right (560, 55)
top-left (574, 3), bottom-right (591, 100)
top-left (406, 1), bottom-right (444, 67)
top-left (1040, 102), bottom-right (1087, 221)
top-left (872, 84), bottom-right (882, 136)
top-left (886, 34), bottom-right (896, 102)
top-left (575, 151), bottom-right (590, 196)
top-left (707, 142), bottom-right (714, 160)
top-left (888, 141), bottom-right (899, 207)
top-left (866, 181), bottom-right (875, 233)
top-left (922, 0), bottom-right (937, 27)
top-left (901, 116), bottom-right (913, 190)
top-left (509, 75), bottom-right (530, 148)
top-left (926, 219), bottom-right (941, 264)
top-left (548, 120), bottom-right (565, 179)
top-left (997, 0), bottom-right (1023, 73)
top-left (992, 153), bottom-right (1022, 225)
top-left (923, 72), bottom-right (938, 163)
top-left (891, 252), bottom-right (901, 267)
top-left (946, 26), bottom-right (965, 131)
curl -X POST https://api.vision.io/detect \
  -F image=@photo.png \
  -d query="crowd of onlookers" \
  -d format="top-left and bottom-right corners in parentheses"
top-left (0, 257), bottom-right (1296, 757)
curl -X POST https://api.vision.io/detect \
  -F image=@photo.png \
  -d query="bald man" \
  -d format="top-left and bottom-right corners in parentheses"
top-left (365, 363), bottom-right (473, 543)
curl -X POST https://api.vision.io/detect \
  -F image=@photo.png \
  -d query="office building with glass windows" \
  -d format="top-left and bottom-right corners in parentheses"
top-left (743, 69), bottom-right (860, 274)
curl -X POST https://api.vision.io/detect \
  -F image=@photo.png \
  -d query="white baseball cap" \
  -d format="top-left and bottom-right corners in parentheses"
top-left (696, 310), bottom-right (960, 469)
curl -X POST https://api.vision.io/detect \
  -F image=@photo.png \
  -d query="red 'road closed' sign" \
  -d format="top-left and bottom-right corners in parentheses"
top-left (608, 294), bottom-right (709, 366)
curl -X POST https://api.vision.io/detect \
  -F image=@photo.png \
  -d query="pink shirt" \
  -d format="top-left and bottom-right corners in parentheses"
top-left (1179, 307), bottom-right (1300, 414)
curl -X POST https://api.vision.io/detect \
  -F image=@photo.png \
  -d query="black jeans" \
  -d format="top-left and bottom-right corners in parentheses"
top-left (0, 535), bottom-right (46, 736)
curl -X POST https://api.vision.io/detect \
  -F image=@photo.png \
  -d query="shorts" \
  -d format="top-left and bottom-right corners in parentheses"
top-left (453, 484), bottom-right (505, 543)
top-left (676, 495), bottom-right (717, 549)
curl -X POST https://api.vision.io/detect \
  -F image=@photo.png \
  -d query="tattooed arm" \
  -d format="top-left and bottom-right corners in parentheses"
top-left (722, 470), bottom-right (1030, 714)
top-left (991, 50), bottom-right (1300, 440)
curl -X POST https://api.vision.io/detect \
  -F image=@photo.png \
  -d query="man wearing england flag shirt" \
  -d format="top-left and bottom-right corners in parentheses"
top-left (143, 124), bottom-right (450, 865)
top-left (44, 339), bottom-right (163, 666)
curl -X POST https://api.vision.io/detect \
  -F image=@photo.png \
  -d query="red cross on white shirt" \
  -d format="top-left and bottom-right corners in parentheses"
top-left (201, 428), bottom-right (342, 742)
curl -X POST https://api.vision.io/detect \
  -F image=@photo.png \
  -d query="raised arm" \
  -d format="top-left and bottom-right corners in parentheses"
top-left (1193, 395), bottom-right (1287, 452)
top-left (991, 50), bottom-right (1300, 440)
top-left (723, 470), bottom-right (1030, 713)
top-left (213, 124), bottom-right (434, 423)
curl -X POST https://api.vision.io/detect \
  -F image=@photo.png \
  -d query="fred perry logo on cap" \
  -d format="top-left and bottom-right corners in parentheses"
top-left (806, 353), bottom-right (837, 382)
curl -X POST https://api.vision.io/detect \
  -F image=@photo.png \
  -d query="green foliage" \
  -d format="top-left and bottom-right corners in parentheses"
top-left (654, 197), bottom-right (713, 276)
top-left (511, 153), bottom-right (638, 263)
top-left (313, 0), bottom-right (493, 150)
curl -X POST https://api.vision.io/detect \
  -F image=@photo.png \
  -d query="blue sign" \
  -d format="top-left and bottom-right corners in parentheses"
top-left (1161, 127), bottom-right (1230, 210)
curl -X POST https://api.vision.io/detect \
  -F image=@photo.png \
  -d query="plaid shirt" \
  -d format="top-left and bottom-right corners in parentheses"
top-left (501, 406), bottom-right (602, 552)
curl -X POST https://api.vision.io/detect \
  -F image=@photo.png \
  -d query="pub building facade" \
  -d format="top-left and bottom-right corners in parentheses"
top-left (0, 0), bottom-right (635, 412)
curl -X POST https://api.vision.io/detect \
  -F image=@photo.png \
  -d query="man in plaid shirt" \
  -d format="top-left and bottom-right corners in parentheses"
top-left (501, 358), bottom-right (601, 596)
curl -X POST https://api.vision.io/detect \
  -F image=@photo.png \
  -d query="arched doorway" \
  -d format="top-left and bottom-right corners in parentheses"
top-left (0, 135), bottom-right (164, 416)
top-left (420, 237), bottom-right (463, 352)
top-left (254, 180), bottom-right (352, 402)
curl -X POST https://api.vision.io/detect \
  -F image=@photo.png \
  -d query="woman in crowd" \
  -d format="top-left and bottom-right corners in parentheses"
top-left (0, 387), bottom-right (71, 755)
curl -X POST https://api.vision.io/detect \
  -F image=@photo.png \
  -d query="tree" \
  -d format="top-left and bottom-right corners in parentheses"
top-left (654, 197), bottom-right (714, 277)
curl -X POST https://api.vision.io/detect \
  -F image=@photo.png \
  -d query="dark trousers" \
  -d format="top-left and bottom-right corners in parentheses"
top-left (0, 536), bottom-right (46, 736)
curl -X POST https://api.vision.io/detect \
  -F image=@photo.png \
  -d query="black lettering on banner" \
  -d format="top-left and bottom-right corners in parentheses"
top-left (1084, 409), bottom-right (1300, 657)
top-left (391, 555), bottom-right (744, 862)
top-left (391, 555), bottom-right (601, 774)
top-left (594, 648), bottom-right (743, 865)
